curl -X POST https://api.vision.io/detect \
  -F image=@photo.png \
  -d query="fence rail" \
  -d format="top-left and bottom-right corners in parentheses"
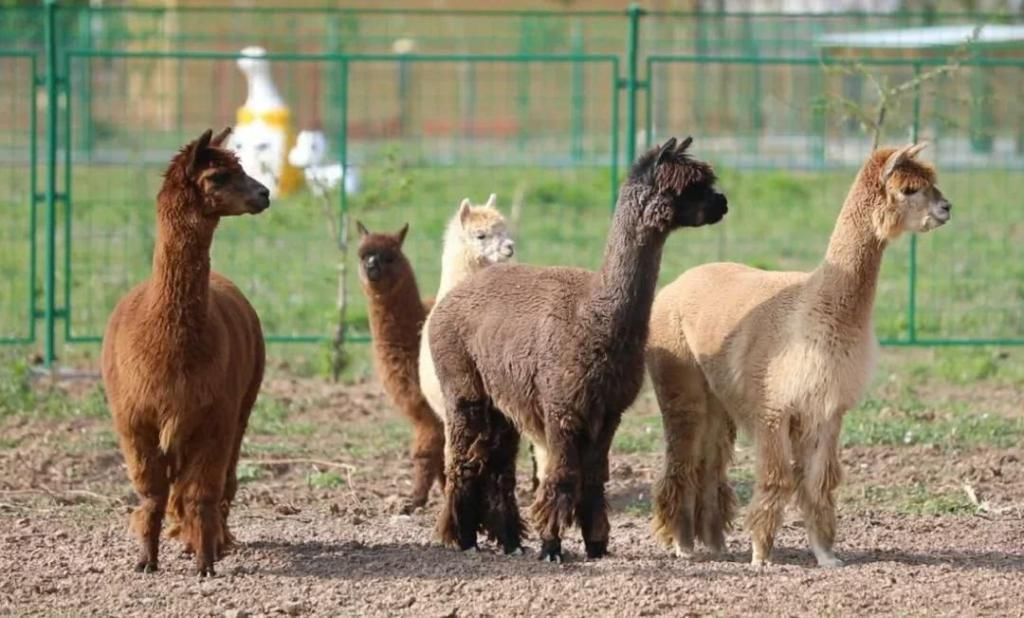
top-left (3, 3), bottom-right (1024, 366)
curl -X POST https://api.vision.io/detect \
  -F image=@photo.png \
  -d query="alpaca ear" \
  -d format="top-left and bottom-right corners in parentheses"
top-left (907, 141), bottom-right (928, 159)
top-left (396, 223), bottom-right (409, 246)
top-left (485, 193), bottom-right (497, 207)
top-left (211, 126), bottom-right (232, 148)
top-left (677, 136), bottom-right (693, 153)
top-left (458, 198), bottom-right (473, 227)
top-left (657, 137), bottom-right (678, 165)
top-left (881, 144), bottom-right (915, 183)
top-left (356, 220), bottom-right (369, 238)
top-left (189, 129), bottom-right (214, 175)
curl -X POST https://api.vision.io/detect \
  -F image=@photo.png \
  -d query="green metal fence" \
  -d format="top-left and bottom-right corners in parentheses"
top-left (3, 3), bottom-right (1024, 366)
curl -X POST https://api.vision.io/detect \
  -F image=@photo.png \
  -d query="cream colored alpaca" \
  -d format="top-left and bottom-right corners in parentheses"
top-left (648, 143), bottom-right (951, 567)
top-left (418, 194), bottom-right (515, 425)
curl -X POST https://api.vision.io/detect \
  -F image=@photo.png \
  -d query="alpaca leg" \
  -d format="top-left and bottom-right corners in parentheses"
top-left (694, 398), bottom-right (737, 556)
top-left (482, 407), bottom-right (525, 554)
top-left (177, 427), bottom-right (233, 577)
top-left (220, 351), bottom-right (263, 557)
top-left (747, 416), bottom-right (796, 567)
top-left (530, 419), bottom-right (581, 563)
top-left (405, 403), bottom-right (446, 514)
top-left (121, 429), bottom-right (170, 573)
top-left (436, 398), bottom-right (489, 551)
top-left (531, 442), bottom-right (549, 493)
top-left (795, 417), bottom-right (844, 567)
top-left (649, 352), bottom-right (708, 559)
top-left (577, 413), bottom-right (621, 559)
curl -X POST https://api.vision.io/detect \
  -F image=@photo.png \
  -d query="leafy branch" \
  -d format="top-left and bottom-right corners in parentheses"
top-left (820, 24), bottom-right (982, 150)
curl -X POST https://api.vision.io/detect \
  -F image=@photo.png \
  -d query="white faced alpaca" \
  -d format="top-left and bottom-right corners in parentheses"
top-left (287, 130), bottom-right (359, 197)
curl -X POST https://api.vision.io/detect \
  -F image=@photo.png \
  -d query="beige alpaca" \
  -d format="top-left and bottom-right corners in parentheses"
top-left (648, 143), bottom-right (951, 567)
top-left (419, 195), bottom-right (515, 424)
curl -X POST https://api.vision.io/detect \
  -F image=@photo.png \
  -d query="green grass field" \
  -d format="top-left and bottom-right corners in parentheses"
top-left (2, 152), bottom-right (1023, 357)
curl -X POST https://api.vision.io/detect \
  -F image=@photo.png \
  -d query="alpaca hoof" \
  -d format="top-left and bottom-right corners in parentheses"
top-left (504, 546), bottom-right (525, 556)
top-left (538, 539), bottom-right (562, 563)
top-left (584, 541), bottom-right (608, 559)
top-left (134, 560), bottom-right (158, 574)
top-left (673, 542), bottom-right (696, 560)
top-left (460, 544), bottom-right (479, 553)
top-left (197, 562), bottom-right (216, 578)
top-left (750, 556), bottom-right (772, 568)
top-left (816, 554), bottom-right (844, 568)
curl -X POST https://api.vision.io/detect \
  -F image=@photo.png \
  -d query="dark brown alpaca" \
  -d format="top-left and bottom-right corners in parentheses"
top-left (356, 222), bottom-right (445, 512)
top-left (101, 128), bottom-right (269, 576)
top-left (429, 137), bottom-right (728, 561)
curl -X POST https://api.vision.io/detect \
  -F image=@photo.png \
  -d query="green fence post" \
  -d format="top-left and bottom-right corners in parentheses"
top-left (624, 3), bottom-right (643, 167)
top-left (43, 0), bottom-right (59, 367)
top-left (570, 18), bottom-right (584, 163)
top-left (78, 4), bottom-right (94, 158)
top-left (907, 61), bottom-right (922, 343)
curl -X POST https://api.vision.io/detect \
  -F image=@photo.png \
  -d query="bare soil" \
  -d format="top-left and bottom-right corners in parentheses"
top-left (1, 375), bottom-right (1022, 617)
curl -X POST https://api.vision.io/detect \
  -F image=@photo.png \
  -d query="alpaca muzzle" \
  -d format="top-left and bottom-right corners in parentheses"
top-left (929, 199), bottom-right (951, 225)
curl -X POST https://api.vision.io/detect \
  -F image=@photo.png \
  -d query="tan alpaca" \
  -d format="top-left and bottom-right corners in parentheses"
top-left (418, 194), bottom-right (514, 424)
top-left (648, 143), bottom-right (951, 567)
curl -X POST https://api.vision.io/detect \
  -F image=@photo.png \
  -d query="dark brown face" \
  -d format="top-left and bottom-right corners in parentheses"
top-left (359, 246), bottom-right (403, 284)
top-left (671, 183), bottom-right (728, 228)
top-left (355, 222), bottom-right (410, 289)
top-left (188, 128), bottom-right (271, 218)
top-left (631, 136), bottom-right (729, 232)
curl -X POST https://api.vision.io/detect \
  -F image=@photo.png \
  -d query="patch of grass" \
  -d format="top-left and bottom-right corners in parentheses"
top-left (306, 470), bottom-right (345, 489)
top-left (859, 483), bottom-right (977, 515)
top-left (613, 408), bottom-right (663, 455)
top-left (236, 462), bottom-right (265, 484)
top-left (843, 392), bottom-right (1024, 450)
top-left (341, 418), bottom-right (411, 460)
top-left (7, 159), bottom-right (1022, 375)
top-left (0, 352), bottom-right (109, 420)
top-left (249, 395), bottom-right (315, 437)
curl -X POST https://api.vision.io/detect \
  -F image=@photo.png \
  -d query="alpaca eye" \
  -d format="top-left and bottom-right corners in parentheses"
top-left (475, 232), bottom-right (486, 240)
top-left (901, 187), bottom-right (918, 196)
top-left (208, 171), bottom-right (230, 184)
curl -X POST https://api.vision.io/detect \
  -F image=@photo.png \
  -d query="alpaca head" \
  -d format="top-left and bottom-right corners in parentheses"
top-left (627, 136), bottom-right (728, 232)
top-left (356, 221), bottom-right (412, 291)
top-left (162, 128), bottom-right (271, 221)
top-left (449, 194), bottom-right (515, 265)
top-left (870, 143), bottom-right (951, 239)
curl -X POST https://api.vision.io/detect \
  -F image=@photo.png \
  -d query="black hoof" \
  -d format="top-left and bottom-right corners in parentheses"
top-left (538, 539), bottom-right (562, 563)
top-left (134, 560), bottom-right (158, 573)
top-left (585, 541), bottom-right (608, 559)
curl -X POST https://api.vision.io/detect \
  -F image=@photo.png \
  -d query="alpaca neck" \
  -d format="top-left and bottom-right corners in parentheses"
top-left (366, 269), bottom-right (423, 347)
top-left (588, 189), bottom-right (665, 342)
top-left (149, 208), bottom-right (216, 346)
top-left (812, 180), bottom-right (887, 332)
top-left (436, 228), bottom-right (475, 301)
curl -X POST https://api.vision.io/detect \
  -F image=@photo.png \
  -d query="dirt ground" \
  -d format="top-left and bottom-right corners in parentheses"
top-left (1, 374), bottom-right (1022, 617)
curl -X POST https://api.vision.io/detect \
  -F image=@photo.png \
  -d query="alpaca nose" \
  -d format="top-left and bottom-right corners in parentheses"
top-left (503, 241), bottom-right (515, 257)
top-left (931, 199), bottom-right (951, 222)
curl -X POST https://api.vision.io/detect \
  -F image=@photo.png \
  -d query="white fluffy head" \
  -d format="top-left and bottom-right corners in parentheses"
top-left (448, 193), bottom-right (515, 266)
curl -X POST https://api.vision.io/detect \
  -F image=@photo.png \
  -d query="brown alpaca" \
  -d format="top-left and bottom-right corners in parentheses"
top-left (648, 143), bottom-right (951, 567)
top-left (356, 221), bottom-right (444, 513)
top-left (429, 137), bottom-right (728, 562)
top-left (101, 128), bottom-right (269, 576)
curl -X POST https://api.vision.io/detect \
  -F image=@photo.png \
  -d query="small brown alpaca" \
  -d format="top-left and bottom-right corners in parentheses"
top-left (356, 221), bottom-right (444, 513)
top-left (429, 137), bottom-right (728, 561)
top-left (648, 143), bottom-right (951, 567)
top-left (101, 128), bottom-right (269, 576)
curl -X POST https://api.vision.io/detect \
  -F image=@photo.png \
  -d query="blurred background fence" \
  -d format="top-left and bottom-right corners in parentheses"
top-left (2, 2), bottom-right (1024, 366)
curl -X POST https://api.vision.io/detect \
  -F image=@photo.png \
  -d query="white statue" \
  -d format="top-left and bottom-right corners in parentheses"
top-left (287, 130), bottom-right (360, 198)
